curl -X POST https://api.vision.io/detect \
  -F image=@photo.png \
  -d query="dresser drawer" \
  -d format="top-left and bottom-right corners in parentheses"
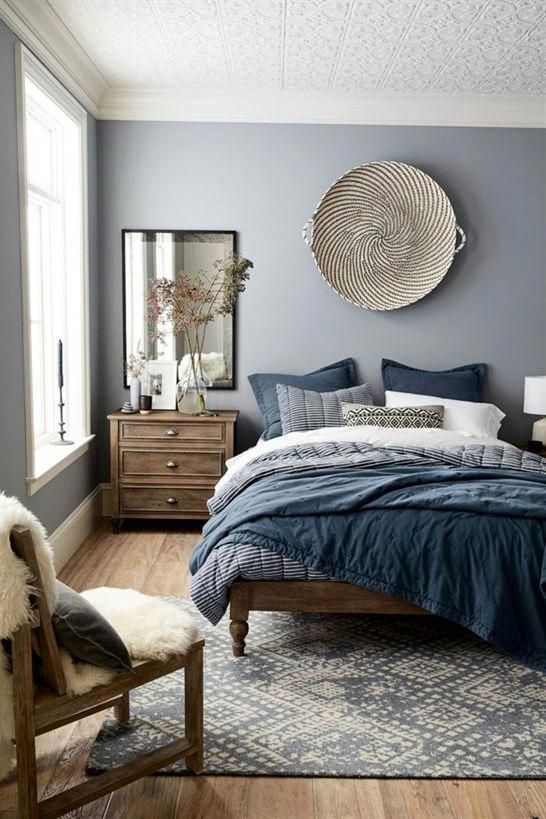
top-left (120, 449), bottom-right (223, 478)
top-left (120, 486), bottom-right (212, 515)
top-left (120, 421), bottom-right (225, 443)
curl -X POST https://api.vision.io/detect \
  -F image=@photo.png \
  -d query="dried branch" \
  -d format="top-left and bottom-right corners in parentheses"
top-left (146, 254), bottom-right (254, 365)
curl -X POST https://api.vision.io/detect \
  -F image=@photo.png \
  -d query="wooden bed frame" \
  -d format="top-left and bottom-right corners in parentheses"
top-left (228, 580), bottom-right (428, 656)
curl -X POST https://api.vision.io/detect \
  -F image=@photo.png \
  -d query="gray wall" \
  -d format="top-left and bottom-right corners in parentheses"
top-left (0, 18), bottom-right (100, 533)
top-left (97, 120), bottom-right (545, 462)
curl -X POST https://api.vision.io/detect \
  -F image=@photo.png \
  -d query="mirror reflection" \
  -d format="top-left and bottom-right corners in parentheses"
top-left (123, 230), bottom-right (235, 388)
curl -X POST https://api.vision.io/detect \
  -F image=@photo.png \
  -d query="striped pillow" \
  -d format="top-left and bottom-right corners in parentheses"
top-left (276, 383), bottom-right (374, 435)
top-left (342, 403), bottom-right (444, 429)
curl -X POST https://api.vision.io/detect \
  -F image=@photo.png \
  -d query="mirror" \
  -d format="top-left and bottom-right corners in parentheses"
top-left (122, 230), bottom-right (236, 389)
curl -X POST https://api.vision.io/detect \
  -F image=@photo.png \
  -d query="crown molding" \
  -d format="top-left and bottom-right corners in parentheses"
top-left (0, 0), bottom-right (107, 117)
top-left (98, 87), bottom-right (546, 128)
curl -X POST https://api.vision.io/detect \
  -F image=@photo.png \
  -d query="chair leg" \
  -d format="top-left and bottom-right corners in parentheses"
top-left (114, 692), bottom-right (130, 725)
top-left (13, 625), bottom-right (38, 819)
top-left (184, 644), bottom-right (204, 774)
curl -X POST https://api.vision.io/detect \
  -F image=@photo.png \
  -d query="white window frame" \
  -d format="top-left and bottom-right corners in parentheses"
top-left (16, 45), bottom-right (94, 495)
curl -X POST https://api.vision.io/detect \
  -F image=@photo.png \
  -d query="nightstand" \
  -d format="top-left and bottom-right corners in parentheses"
top-left (108, 410), bottom-right (238, 532)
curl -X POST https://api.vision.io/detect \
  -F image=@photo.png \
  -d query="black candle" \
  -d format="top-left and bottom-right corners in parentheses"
top-left (57, 339), bottom-right (63, 388)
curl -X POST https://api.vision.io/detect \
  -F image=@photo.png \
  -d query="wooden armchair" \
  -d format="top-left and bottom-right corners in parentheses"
top-left (9, 526), bottom-right (204, 819)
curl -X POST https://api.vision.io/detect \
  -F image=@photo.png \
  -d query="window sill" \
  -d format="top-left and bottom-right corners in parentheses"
top-left (26, 434), bottom-right (95, 496)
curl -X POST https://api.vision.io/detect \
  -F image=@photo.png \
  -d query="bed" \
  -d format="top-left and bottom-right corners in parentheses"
top-left (189, 426), bottom-right (546, 669)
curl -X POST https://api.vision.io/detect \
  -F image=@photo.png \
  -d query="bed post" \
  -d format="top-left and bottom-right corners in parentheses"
top-left (229, 582), bottom-right (249, 657)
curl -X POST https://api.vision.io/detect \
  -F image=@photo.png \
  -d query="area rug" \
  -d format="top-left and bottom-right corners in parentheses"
top-left (87, 599), bottom-right (545, 778)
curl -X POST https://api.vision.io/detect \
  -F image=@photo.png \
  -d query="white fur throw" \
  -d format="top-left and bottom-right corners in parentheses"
top-left (0, 493), bottom-right (58, 779)
top-left (0, 493), bottom-right (199, 781)
top-left (81, 588), bottom-right (198, 661)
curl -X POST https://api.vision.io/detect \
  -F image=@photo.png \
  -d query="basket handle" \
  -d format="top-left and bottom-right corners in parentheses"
top-left (304, 216), bottom-right (466, 254)
top-left (454, 224), bottom-right (466, 254)
top-left (302, 219), bottom-right (313, 247)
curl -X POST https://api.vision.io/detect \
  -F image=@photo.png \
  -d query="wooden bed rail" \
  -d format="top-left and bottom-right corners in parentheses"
top-left (229, 580), bottom-right (428, 657)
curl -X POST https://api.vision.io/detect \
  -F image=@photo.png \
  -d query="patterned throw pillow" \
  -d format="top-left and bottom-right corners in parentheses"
top-left (277, 383), bottom-right (374, 435)
top-left (342, 403), bottom-right (444, 429)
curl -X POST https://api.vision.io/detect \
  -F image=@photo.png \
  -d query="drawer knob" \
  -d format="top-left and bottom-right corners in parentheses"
top-left (166, 497), bottom-right (178, 505)
top-left (165, 428), bottom-right (179, 437)
top-left (166, 460), bottom-right (178, 468)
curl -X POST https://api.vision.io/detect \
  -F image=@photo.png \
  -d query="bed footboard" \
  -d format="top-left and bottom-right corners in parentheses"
top-left (228, 580), bottom-right (427, 657)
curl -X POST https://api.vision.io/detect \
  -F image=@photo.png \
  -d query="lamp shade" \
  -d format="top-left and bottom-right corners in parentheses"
top-left (524, 376), bottom-right (546, 415)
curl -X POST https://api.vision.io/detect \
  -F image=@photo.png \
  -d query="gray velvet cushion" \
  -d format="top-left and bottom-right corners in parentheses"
top-left (52, 581), bottom-right (132, 671)
top-left (277, 383), bottom-right (374, 434)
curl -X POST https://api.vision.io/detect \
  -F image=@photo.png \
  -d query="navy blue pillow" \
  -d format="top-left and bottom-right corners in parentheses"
top-left (382, 358), bottom-right (486, 403)
top-left (249, 358), bottom-right (357, 439)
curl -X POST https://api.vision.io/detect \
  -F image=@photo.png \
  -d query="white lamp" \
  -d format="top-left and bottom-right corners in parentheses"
top-left (524, 376), bottom-right (546, 444)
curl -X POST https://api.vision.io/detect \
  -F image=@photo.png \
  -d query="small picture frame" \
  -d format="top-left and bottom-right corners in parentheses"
top-left (145, 360), bottom-right (177, 410)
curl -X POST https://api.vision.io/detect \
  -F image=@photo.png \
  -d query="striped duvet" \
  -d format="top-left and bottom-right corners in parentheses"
top-left (190, 543), bottom-right (329, 624)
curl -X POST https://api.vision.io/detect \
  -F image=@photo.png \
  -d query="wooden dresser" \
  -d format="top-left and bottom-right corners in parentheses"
top-left (108, 410), bottom-right (238, 532)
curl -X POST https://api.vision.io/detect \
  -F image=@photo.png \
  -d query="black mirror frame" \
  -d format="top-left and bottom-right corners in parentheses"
top-left (121, 228), bottom-right (237, 390)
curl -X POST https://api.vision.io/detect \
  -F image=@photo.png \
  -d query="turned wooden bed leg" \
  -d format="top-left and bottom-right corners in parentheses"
top-left (229, 582), bottom-right (249, 657)
top-left (230, 619), bottom-right (249, 656)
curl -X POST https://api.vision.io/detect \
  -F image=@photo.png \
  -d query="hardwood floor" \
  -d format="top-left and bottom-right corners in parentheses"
top-left (1, 520), bottom-right (544, 819)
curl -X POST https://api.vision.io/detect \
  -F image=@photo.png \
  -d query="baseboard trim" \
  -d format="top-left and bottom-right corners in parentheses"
top-left (49, 485), bottom-right (103, 570)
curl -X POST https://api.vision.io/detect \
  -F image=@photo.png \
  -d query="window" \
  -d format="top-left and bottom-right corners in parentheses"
top-left (17, 46), bottom-right (92, 494)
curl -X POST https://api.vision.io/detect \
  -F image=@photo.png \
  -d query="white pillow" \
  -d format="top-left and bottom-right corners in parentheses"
top-left (385, 390), bottom-right (505, 439)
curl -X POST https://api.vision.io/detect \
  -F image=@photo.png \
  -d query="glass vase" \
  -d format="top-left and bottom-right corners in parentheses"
top-left (129, 376), bottom-right (141, 411)
top-left (177, 372), bottom-right (208, 415)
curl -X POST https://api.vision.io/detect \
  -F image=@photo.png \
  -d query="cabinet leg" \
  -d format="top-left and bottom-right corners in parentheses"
top-left (112, 517), bottom-right (123, 534)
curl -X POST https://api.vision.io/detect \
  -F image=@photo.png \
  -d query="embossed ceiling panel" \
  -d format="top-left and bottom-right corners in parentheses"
top-left (222, 0), bottom-right (284, 88)
top-left (334, 1), bottom-right (422, 92)
top-left (145, 1), bottom-right (229, 88)
top-left (46, 0), bottom-right (545, 94)
top-left (284, 1), bottom-right (350, 90)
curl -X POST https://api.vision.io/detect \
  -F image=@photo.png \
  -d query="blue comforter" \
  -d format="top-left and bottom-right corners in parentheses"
top-left (190, 443), bottom-right (546, 669)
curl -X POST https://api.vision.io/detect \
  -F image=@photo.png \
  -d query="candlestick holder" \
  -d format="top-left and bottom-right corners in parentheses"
top-left (52, 382), bottom-right (73, 446)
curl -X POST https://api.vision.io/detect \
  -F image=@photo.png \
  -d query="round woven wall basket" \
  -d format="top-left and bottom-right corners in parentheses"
top-left (303, 161), bottom-right (466, 311)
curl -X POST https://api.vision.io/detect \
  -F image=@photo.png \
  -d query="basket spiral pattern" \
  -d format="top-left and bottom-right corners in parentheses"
top-left (304, 161), bottom-right (465, 311)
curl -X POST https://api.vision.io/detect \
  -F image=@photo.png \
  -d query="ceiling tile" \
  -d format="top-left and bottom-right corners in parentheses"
top-left (49, 0), bottom-right (174, 85)
top-left (147, 1), bottom-right (229, 88)
top-left (335, 1), bottom-right (421, 92)
top-left (221, 0), bottom-right (284, 89)
top-left (284, 1), bottom-right (351, 90)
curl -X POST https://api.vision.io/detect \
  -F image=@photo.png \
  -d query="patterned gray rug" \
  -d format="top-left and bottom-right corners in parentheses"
top-left (87, 599), bottom-right (545, 778)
